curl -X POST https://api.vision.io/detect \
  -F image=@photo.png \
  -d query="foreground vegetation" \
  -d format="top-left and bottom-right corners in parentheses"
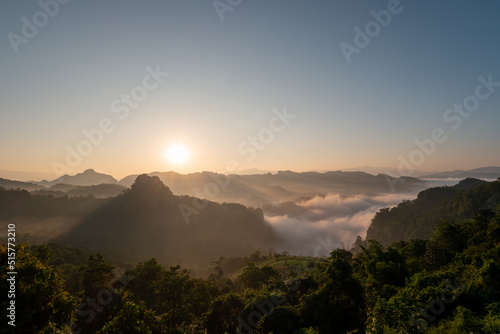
top-left (1, 179), bottom-right (500, 333)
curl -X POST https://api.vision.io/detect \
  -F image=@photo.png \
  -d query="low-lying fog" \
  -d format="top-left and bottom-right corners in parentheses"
top-left (265, 179), bottom-right (461, 256)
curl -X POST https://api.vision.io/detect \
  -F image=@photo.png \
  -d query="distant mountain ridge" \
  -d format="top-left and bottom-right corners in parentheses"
top-left (0, 178), bottom-right (43, 191)
top-left (0, 169), bottom-right (123, 198)
top-left (342, 166), bottom-right (432, 177)
top-left (117, 170), bottom-right (426, 207)
top-left (3, 167), bottom-right (498, 207)
top-left (0, 169), bottom-right (55, 182)
top-left (421, 166), bottom-right (500, 179)
top-left (38, 169), bottom-right (118, 187)
top-left (33, 183), bottom-right (127, 198)
top-left (0, 168), bottom-right (429, 206)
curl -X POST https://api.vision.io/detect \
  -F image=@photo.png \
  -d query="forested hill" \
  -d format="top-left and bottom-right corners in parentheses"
top-left (56, 175), bottom-right (280, 268)
top-left (366, 178), bottom-right (500, 245)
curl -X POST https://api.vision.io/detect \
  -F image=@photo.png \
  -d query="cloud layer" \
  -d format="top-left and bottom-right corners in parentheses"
top-left (265, 192), bottom-right (417, 256)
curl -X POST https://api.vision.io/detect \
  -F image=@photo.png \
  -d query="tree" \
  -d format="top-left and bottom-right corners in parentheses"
top-left (258, 305), bottom-right (301, 333)
top-left (158, 266), bottom-right (200, 328)
top-left (75, 253), bottom-right (117, 333)
top-left (125, 258), bottom-right (165, 310)
top-left (425, 222), bottom-right (466, 269)
top-left (33, 244), bottom-right (52, 264)
top-left (301, 250), bottom-right (365, 333)
top-left (0, 244), bottom-right (77, 334)
top-left (238, 263), bottom-right (279, 289)
top-left (81, 253), bottom-right (115, 296)
top-left (205, 293), bottom-right (245, 334)
top-left (208, 257), bottom-right (224, 281)
top-left (100, 301), bottom-right (161, 334)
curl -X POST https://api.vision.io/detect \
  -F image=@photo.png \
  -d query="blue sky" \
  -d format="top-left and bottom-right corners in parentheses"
top-left (1, 0), bottom-right (499, 178)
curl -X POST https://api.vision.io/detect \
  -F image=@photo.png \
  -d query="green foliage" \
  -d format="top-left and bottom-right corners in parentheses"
top-left (81, 253), bottom-right (115, 297)
top-left (100, 301), bottom-right (160, 334)
top-left (258, 305), bottom-right (301, 333)
top-left (0, 244), bottom-right (78, 334)
top-left (483, 302), bottom-right (500, 333)
top-left (33, 244), bottom-right (52, 264)
top-left (300, 250), bottom-right (365, 333)
top-left (125, 258), bottom-right (165, 309)
top-left (366, 202), bottom-right (500, 333)
top-left (238, 263), bottom-right (280, 290)
top-left (366, 178), bottom-right (500, 245)
top-left (205, 293), bottom-right (245, 334)
top-left (426, 306), bottom-right (483, 333)
top-left (74, 253), bottom-right (121, 333)
top-left (122, 262), bottom-right (218, 331)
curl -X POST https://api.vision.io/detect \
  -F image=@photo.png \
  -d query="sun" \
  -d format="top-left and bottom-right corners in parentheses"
top-left (164, 144), bottom-right (190, 165)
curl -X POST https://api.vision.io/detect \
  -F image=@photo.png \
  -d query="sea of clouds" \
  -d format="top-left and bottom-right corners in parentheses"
top-left (265, 179), bottom-right (461, 256)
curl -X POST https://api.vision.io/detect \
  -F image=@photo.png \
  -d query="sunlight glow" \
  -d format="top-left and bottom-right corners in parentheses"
top-left (164, 144), bottom-right (190, 165)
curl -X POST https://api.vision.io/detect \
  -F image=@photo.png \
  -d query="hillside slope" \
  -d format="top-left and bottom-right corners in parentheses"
top-left (53, 175), bottom-right (280, 269)
top-left (365, 178), bottom-right (500, 245)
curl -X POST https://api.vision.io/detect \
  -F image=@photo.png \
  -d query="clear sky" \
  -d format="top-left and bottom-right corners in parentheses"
top-left (1, 0), bottom-right (499, 179)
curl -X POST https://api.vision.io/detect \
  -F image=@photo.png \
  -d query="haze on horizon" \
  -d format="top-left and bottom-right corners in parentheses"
top-left (1, 1), bottom-right (499, 179)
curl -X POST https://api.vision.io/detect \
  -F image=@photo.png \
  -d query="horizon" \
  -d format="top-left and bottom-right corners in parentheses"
top-left (2, 165), bottom-right (500, 183)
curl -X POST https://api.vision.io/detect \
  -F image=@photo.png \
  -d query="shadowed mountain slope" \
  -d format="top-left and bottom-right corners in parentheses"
top-left (53, 175), bottom-right (280, 269)
top-left (118, 170), bottom-right (426, 207)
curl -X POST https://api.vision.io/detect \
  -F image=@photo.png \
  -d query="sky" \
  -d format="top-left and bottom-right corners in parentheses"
top-left (1, 0), bottom-right (499, 180)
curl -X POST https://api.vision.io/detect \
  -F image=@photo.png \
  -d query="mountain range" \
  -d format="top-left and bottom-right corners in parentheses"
top-left (420, 166), bottom-right (500, 180)
top-left (0, 168), bottom-right (428, 206)
top-left (3, 167), bottom-right (498, 207)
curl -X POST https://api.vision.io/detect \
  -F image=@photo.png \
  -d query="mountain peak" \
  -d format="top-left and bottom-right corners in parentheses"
top-left (40, 169), bottom-right (118, 187)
